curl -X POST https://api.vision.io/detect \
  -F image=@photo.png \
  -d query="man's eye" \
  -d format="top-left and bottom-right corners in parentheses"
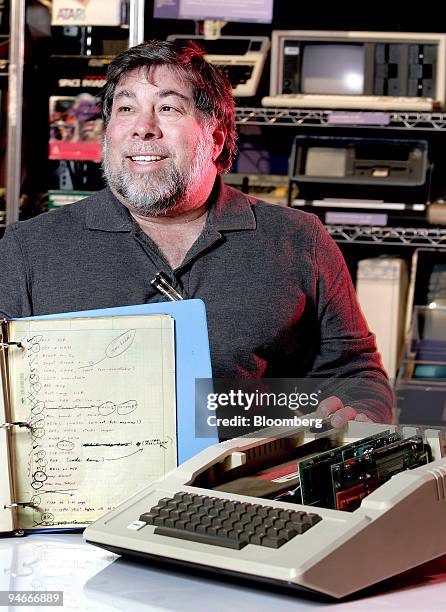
top-left (117, 105), bottom-right (133, 112)
top-left (159, 105), bottom-right (179, 113)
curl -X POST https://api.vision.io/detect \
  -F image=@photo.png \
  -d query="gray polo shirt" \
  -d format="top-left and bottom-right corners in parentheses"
top-left (0, 180), bottom-right (392, 421)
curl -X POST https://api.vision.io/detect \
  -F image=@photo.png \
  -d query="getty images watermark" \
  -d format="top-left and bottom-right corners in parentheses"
top-left (194, 379), bottom-right (338, 438)
top-left (206, 388), bottom-right (323, 429)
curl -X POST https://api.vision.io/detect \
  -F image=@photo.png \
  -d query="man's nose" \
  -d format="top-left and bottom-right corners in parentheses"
top-left (132, 111), bottom-right (162, 139)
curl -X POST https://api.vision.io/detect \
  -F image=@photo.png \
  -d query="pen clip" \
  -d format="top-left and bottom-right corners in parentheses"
top-left (150, 272), bottom-right (183, 302)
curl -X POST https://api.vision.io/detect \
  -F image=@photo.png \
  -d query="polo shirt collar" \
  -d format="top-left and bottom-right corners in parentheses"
top-left (208, 177), bottom-right (257, 232)
top-left (85, 188), bottom-right (135, 232)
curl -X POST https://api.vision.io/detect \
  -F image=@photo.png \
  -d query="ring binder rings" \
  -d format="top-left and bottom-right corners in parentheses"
top-left (4, 502), bottom-right (36, 509)
top-left (0, 312), bottom-right (178, 535)
top-left (0, 422), bottom-right (31, 429)
top-left (0, 342), bottom-right (23, 349)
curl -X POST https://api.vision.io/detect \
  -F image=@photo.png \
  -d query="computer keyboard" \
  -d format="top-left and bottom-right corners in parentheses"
top-left (211, 62), bottom-right (254, 89)
top-left (140, 491), bottom-right (322, 550)
top-left (85, 420), bottom-right (446, 599)
top-left (261, 93), bottom-right (436, 111)
top-left (206, 57), bottom-right (264, 97)
top-left (166, 35), bottom-right (270, 97)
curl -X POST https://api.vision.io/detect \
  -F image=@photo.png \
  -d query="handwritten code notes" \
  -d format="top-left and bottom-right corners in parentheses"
top-left (8, 315), bottom-right (176, 530)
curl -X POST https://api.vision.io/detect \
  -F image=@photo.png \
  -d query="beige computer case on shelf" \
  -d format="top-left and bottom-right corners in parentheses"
top-left (356, 257), bottom-right (409, 380)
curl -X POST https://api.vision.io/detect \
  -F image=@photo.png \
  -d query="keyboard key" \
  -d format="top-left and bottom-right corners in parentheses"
top-left (185, 522), bottom-right (196, 532)
top-left (175, 519), bottom-right (188, 530)
top-left (289, 511), bottom-right (307, 523)
top-left (273, 519), bottom-right (287, 530)
top-left (267, 527), bottom-right (281, 538)
top-left (155, 525), bottom-right (248, 550)
top-left (279, 510), bottom-right (292, 520)
top-left (304, 513), bottom-right (323, 526)
top-left (278, 528), bottom-right (294, 540)
top-left (283, 524), bottom-right (298, 538)
top-left (249, 533), bottom-right (264, 545)
top-left (267, 509), bottom-right (282, 520)
top-left (218, 528), bottom-right (230, 538)
top-left (224, 501), bottom-right (237, 512)
top-left (293, 522), bottom-right (312, 534)
top-left (138, 511), bottom-right (158, 524)
top-left (262, 536), bottom-right (287, 549)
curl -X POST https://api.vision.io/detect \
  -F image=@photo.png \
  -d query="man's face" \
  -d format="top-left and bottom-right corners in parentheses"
top-left (102, 65), bottom-right (224, 216)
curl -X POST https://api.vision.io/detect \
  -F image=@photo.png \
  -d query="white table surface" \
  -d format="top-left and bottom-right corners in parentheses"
top-left (1, 533), bottom-right (446, 611)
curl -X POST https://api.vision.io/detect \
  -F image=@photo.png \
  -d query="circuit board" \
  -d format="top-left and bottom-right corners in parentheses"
top-left (331, 435), bottom-right (432, 511)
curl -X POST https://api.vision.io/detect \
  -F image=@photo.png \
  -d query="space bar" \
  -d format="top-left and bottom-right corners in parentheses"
top-left (154, 526), bottom-right (247, 550)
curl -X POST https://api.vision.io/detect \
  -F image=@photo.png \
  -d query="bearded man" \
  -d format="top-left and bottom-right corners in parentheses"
top-left (0, 40), bottom-right (392, 425)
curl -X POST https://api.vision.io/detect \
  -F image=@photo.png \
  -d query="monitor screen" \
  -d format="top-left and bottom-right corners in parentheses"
top-left (153, 0), bottom-right (273, 24)
top-left (301, 44), bottom-right (365, 95)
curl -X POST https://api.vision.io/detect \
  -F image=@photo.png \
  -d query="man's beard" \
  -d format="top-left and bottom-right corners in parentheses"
top-left (102, 129), bottom-right (215, 216)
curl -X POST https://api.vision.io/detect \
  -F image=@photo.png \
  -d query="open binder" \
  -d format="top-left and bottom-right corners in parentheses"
top-left (1, 300), bottom-right (216, 535)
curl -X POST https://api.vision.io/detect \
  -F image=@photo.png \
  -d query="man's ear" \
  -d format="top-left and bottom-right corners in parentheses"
top-left (211, 126), bottom-right (226, 162)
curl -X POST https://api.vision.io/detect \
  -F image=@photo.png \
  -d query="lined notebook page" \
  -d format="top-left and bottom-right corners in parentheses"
top-left (8, 315), bottom-right (176, 530)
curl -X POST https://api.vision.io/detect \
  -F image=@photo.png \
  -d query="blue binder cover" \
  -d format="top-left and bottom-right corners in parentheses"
top-left (17, 299), bottom-right (217, 464)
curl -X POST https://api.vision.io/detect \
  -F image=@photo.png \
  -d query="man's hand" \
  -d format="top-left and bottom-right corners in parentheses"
top-left (316, 396), bottom-right (372, 427)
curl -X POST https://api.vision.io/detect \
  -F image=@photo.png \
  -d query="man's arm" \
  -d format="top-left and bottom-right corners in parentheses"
top-left (0, 225), bottom-right (33, 318)
top-left (309, 218), bottom-right (393, 424)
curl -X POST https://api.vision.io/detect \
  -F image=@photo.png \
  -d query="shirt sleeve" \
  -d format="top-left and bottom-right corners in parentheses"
top-left (309, 217), bottom-right (394, 423)
top-left (0, 225), bottom-right (33, 318)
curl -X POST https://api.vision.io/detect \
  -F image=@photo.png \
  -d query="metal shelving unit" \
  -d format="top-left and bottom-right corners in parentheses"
top-left (324, 225), bottom-right (446, 248)
top-left (235, 107), bottom-right (446, 131)
top-left (235, 106), bottom-right (446, 248)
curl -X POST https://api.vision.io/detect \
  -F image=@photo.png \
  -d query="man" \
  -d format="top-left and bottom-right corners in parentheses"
top-left (0, 40), bottom-right (392, 425)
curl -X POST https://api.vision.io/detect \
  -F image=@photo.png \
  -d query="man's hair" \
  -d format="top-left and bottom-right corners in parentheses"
top-left (101, 39), bottom-right (236, 173)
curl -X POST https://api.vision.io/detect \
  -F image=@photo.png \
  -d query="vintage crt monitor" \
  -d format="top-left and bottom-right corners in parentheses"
top-left (262, 30), bottom-right (446, 110)
top-left (85, 420), bottom-right (446, 599)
